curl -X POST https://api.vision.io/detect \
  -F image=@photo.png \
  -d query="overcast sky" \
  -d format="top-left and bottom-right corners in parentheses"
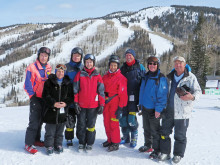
top-left (0, 0), bottom-right (220, 27)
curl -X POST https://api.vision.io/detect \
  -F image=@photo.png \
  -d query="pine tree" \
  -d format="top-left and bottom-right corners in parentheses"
top-left (189, 12), bottom-right (210, 91)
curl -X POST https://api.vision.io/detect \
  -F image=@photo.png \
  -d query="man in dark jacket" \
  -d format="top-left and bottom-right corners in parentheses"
top-left (64, 47), bottom-right (84, 146)
top-left (120, 49), bottom-right (146, 148)
top-left (42, 64), bottom-right (74, 155)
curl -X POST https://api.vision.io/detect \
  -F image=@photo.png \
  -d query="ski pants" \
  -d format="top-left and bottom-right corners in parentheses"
top-left (25, 96), bottom-right (44, 145)
top-left (160, 116), bottom-right (189, 158)
top-left (103, 97), bottom-right (120, 144)
top-left (44, 123), bottom-right (65, 148)
top-left (142, 108), bottom-right (161, 152)
top-left (76, 108), bottom-right (97, 145)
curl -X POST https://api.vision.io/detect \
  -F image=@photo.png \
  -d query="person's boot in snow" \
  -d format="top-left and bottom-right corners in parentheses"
top-left (138, 146), bottom-right (153, 153)
top-left (34, 140), bottom-right (44, 147)
top-left (85, 145), bottom-right (93, 153)
top-left (172, 155), bottom-right (182, 164)
top-left (25, 144), bottom-right (38, 154)
top-left (102, 141), bottom-right (111, 147)
top-left (158, 153), bottom-right (171, 161)
top-left (46, 147), bottom-right (54, 156)
top-left (130, 130), bottom-right (138, 148)
top-left (120, 128), bottom-right (130, 144)
top-left (108, 143), bottom-right (119, 152)
top-left (78, 144), bottom-right (85, 152)
top-left (149, 151), bottom-right (160, 159)
top-left (54, 146), bottom-right (63, 153)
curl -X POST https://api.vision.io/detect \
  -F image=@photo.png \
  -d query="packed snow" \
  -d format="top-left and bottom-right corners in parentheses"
top-left (0, 94), bottom-right (219, 165)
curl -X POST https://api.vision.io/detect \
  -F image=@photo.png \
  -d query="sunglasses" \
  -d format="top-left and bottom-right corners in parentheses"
top-left (148, 62), bottom-right (157, 66)
top-left (56, 64), bottom-right (67, 71)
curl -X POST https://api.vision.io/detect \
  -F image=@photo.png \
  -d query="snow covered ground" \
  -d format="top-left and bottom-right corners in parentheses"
top-left (0, 94), bottom-right (220, 165)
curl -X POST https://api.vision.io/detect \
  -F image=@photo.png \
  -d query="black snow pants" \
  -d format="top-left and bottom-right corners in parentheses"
top-left (76, 108), bottom-right (97, 145)
top-left (160, 109), bottom-right (189, 158)
top-left (142, 108), bottom-right (161, 152)
top-left (25, 95), bottom-right (45, 145)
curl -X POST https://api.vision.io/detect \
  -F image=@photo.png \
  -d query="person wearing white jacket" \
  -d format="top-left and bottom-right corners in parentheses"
top-left (158, 56), bottom-right (201, 164)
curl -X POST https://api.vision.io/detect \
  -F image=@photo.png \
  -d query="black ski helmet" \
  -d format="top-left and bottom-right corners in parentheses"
top-left (37, 47), bottom-right (51, 61)
top-left (108, 55), bottom-right (120, 68)
top-left (147, 56), bottom-right (160, 69)
top-left (71, 47), bottom-right (83, 62)
top-left (84, 54), bottom-right (96, 66)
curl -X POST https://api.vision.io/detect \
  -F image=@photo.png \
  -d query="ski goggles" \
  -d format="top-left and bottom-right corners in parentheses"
top-left (148, 62), bottom-right (158, 66)
top-left (84, 54), bottom-right (95, 61)
top-left (71, 47), bottom-right (83, 55)
top-left (55, 64), bottom-right (67, 71)
top-left (38, 47), bottom-right (51, 56)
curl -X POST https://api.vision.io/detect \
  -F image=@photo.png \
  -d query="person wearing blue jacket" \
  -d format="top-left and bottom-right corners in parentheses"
top-left (139, 56), bottom-right (168, 159)
top-left (64, 47), bottom-right (84, 146)
top-left (120, 49), bottom-right (146, 148)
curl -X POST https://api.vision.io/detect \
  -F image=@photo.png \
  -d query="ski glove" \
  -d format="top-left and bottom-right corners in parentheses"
top-left (74, 102), bottom-right (81, 115)
top-left (97, 106), bottom-right (104, 115)
top-left (128, 112), bottom-right (136, 127)
top-left (115, 107), bottom-right (123, 119)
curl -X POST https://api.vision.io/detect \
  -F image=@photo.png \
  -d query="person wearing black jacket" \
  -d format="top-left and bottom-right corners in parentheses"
top-left (42, 64), bottom-right (74, 155)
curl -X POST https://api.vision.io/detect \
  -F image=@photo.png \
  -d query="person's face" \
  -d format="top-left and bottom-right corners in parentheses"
top-left (110, 62), bottom-right (118, 73)
top-left (72, 53), bottom-right (81, 63)
top-left (125, 53), bottom-right (134, 63)
top-left (85, 59), bottom-right (94, 69)
top-left (39, 53), bottom-right (49, 64)
top-left (56, 69), bottom-right (65, 79)
top-left (174, 60), bottom-right (186, 75)
top-left (148, 62), bottom-right (158, 72)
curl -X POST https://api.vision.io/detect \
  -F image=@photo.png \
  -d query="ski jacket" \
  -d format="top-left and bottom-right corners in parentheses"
top-left (102, 69), bottom-right (128, 108)
top-left (120, 60), bottom-right (146, 112)
top-left (24, 60), bottom-right (52, 98)
top-left (167, 69), bottom-right (201, 119)
top-left (65, 61), bottom-right (83, 82)
top-left (139, 70), bottom-right (168, 113)
top-left (73, 68), bottom-right (105, 108)
top-left (42, 74), bottom-right (74, 124)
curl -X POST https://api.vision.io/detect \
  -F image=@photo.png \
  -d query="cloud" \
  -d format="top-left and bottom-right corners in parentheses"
top-left (59, 4), bottom-right (73, 9)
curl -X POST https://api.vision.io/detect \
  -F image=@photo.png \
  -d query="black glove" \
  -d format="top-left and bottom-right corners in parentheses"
top-left (74, 102), bottom-right (81, 115)
top-left (97, 106), bottom-right (104, 115)
top-left (115, 107), bottom-right (123, 119)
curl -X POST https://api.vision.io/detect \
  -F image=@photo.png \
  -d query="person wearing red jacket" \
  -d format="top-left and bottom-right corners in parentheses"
top-left (102, 55), bottom-right (128, 152)
top-left (23, 47), bottom-right (52, 154)
top-left (73, 54), bottom-right (105, 152)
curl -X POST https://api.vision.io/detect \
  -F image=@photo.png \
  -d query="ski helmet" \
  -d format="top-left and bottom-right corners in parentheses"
top-left (84, 54), bottom-right (96, 66)
top-left (71, 47), bottom-right (83, 62)
top-left (37, 47), bottom-right (51, 61)
top-left (147, 56), bottom-right (160, 69)
top-left (108, 55), bottom-right (120, 68)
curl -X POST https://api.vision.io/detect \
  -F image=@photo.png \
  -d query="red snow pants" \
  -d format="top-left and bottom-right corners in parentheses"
top-left (103, 96), bottom-right (121, 144)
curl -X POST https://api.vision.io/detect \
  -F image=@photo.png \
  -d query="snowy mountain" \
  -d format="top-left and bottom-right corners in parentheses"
top-left (0, 95), bottom-right (220, 164)
top-left (0, 5), bottom-right (219, 106)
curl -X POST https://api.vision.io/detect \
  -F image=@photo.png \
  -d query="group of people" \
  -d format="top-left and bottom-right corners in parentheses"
top-left (23, 46), bottom-right (201, 164)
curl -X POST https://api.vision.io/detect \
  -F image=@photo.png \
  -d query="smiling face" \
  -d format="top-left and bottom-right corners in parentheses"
top-left (148, 62), bottom-right (158, 72)
top-left (174, 60), bottom-right (186, 76)
top-left (39, 53), bottom-right (49, 64)
top-left (56, 69), bottom-right (65, 79)
top-left (125, 53), bottom-right (134, 63)
top-left (72, 53), bottom-right (81, 62)
top-left (85, 59), bottom-right (94, 69)
top-left (109, 62), bottom-right (118, 73)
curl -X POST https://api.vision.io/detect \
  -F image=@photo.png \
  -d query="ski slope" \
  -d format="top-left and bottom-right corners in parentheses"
top-left (0, 94), bottom-right (220, 165)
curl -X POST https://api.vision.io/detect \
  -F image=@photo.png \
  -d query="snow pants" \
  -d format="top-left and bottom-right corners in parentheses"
top-left (160, 116), bottom-right (189, 158)
top-left (44, 123), bottom-right (65, 148)
top-left (142, 108), bottom-right (161, 152)
top-left (65, 107), bottom-right (76, 140)
top-left (25, 96), bottom-right (44, 145)
top-left (76, 108), bottom-right (97, 145)
top-left (103, 97), bottom-right (120, 144)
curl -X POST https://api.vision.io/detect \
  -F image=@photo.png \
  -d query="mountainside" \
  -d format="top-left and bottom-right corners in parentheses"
top-left (0, 5), bottom-right (220, 106)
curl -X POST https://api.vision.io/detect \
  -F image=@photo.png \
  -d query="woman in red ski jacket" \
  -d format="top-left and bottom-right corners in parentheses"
top-left (102, 55), bottom-right (128, 152)
top-left (73, 54), bottom-right (105, 152)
